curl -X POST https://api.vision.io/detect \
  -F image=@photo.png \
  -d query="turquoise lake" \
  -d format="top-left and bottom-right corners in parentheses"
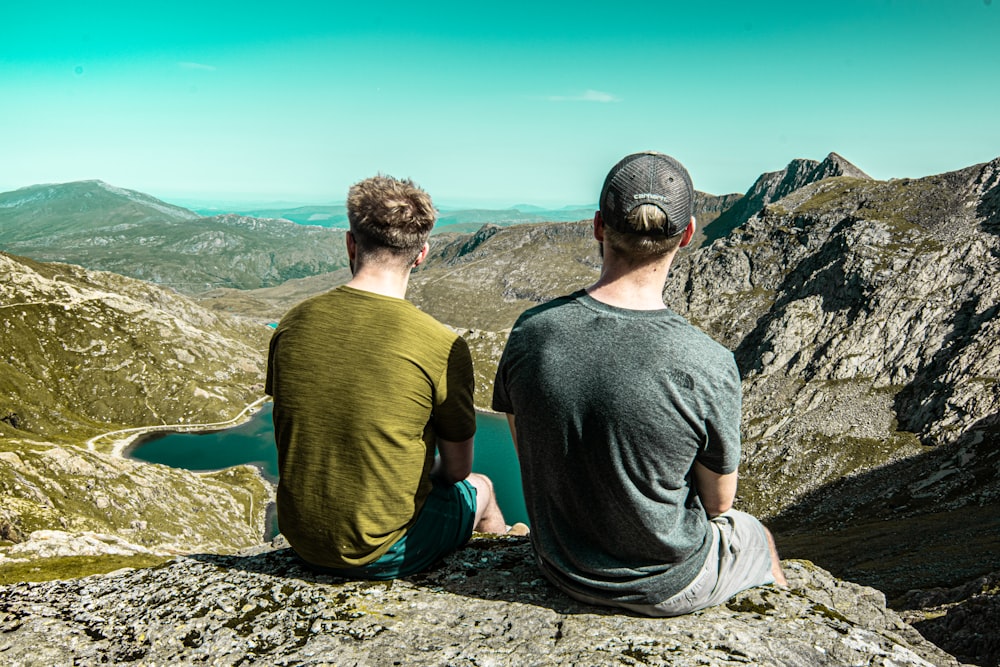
top-left (129, 403), bottom-right (529, 526)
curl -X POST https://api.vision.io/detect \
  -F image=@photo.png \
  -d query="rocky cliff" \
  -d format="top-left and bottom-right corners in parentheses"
top-left (668, 157), bottom-right (1000, 504)
top-left (0, 537), bottom-right (963, 667)
top-left (662, 159), bottom-right (1000, 663)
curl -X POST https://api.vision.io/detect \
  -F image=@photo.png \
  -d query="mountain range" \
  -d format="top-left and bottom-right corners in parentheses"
top-left (225, 202), bottom-right (604, 234)
top-left (1, 153), bottom-right (998, 665)
top-left (0, 181), bottom-right (350, 292)
top-left (0, 178), bottom-right (747, 298)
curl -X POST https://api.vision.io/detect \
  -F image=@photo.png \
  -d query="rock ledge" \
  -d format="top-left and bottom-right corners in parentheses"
top-left (0, 537), bottom-right (959, 666)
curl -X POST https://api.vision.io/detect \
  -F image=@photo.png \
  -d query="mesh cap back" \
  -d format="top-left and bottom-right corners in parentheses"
top-left (599, 151), bottom-right (694, 238)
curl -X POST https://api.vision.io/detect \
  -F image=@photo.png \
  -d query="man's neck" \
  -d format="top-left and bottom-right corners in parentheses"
top-left (346, 266), bottom-right (412, 300)
top-left (586, 252), bottom-right (676, 310)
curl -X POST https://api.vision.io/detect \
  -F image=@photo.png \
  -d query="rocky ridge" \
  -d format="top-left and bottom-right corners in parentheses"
top-left (669, 158), bottom-right (1000, 499)
top-left (0, 538), bottom-right (962, 667)
top-left (661, 159), bottom-right (1000, 634)
top-left (0, 180), bottom-right (199, 242)
top-left (0, 251), bottom-right (270, 441)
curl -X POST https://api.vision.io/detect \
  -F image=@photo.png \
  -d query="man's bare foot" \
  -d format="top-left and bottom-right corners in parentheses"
top-left (506, 522), bottom-right (530, 536)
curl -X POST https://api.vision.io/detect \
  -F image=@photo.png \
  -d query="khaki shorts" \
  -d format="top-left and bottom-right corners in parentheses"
top-left (563, 510), bottom-right (775, 617)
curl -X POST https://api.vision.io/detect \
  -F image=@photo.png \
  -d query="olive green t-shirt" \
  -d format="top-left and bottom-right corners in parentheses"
top-left (265, 285), bottom-right (476, 568)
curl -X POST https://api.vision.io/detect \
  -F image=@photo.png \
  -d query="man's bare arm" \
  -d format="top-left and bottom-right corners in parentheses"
top-left (432, 437), bottom-right (474, 484)
top-left (505, 414), bottom-right (518, 456)
top-left (693, 461), bottom-right (738, 517)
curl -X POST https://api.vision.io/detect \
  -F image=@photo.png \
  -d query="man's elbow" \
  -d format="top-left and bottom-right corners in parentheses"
top-left (703, 498), bottom-right (734, 518)
top-left (436, 437), bottom-right (475, 484)
top-left (437, 465), bottom-right (470, 485)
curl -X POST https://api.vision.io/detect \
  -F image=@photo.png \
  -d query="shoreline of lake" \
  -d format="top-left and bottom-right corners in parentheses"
top-left (125, 401), bottom-right (528, 525)
top-left (122, 401), bottom-right (508, 466)
top-left (87, 396), bottom-right (270, 460)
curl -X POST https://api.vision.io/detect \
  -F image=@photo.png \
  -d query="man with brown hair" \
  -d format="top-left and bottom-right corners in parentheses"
top-left (493, 152), bottom-right (786, 615)
top-left (267, 174), bottom-right (509, 579)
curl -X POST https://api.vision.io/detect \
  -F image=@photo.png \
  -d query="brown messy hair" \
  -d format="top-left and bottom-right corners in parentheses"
top-left (347, 175), bottom-right (437, 263)
top-left (603, 204), bottom-right (685, 263)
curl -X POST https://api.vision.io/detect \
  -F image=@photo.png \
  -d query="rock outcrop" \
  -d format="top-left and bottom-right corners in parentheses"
top-left (701, 152), bottom-right (872, 246)
top-left (0, 439), bottom-right (271, 562)
top-left (0, 538), bottom-right (960, 667)
top-left (899, 570), bottom-right (1000, 667)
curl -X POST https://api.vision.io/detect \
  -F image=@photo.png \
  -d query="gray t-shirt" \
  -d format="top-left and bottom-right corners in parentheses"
top-left (492, 290), bottom-right (742, 604)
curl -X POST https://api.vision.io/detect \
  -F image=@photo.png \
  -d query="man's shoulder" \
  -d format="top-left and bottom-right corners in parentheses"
top-left (408, 307), bottom-right (464, 342)
top-left (281, 287), bottom-right (345, 317)
top-left (677, 317), bottom-right (731, 355)
top-left (664, 316), bottom-right (738, 380)
top-left (513, 291), bottom-right (585, 327)
top-left (284, 288), bottom-right (450, 329)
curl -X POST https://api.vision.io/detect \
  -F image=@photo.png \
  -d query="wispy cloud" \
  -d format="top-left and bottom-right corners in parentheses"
top-left (178, 61), bottom-right (217, 71)
top-left (547, 89), bottom-right (620, 103)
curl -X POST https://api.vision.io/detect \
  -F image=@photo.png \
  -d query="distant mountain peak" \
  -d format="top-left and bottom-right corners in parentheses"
top-left (816, 152), bottom-right (871, 181)
top-left (0, 180), bottom-right (201, 225)
top-left (700, 152), bottom-right (869, 246)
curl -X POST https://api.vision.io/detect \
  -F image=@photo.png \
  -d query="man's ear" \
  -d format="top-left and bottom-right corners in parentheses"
top-left (345, 231), bottom-right (358, 274)
top-left (413, 242), bottom-right (430, 268)
top-left (678, 216), bottom-right (696, 248)
top-left (593, 211), bottom-right (605, 242)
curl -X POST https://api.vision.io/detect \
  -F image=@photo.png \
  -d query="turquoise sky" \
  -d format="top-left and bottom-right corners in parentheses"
top-left (2, 1), bottom-right (998, 207)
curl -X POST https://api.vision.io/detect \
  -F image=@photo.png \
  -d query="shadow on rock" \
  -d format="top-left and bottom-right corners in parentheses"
top-left (769, 413), bottom-right (1000, 598)
top-left (189, 535), bottom-right (606, 616)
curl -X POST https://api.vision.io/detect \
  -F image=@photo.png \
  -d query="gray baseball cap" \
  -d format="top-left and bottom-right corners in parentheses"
top-left (599, 151), bottom-right (694, 238)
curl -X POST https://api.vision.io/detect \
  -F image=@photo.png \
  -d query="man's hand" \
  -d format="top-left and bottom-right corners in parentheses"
top-left (432, 437), bottom-right (474, 484)
top-left (693, 461), bottom-right (738, 518)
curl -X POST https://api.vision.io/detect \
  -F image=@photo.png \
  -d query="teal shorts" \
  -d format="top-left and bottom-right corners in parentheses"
top-left (320, 479), bottom-right (477, 580)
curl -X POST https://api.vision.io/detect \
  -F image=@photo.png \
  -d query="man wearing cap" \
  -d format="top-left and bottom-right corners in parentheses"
top-left (492, 152), bottom-right (786, 616)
